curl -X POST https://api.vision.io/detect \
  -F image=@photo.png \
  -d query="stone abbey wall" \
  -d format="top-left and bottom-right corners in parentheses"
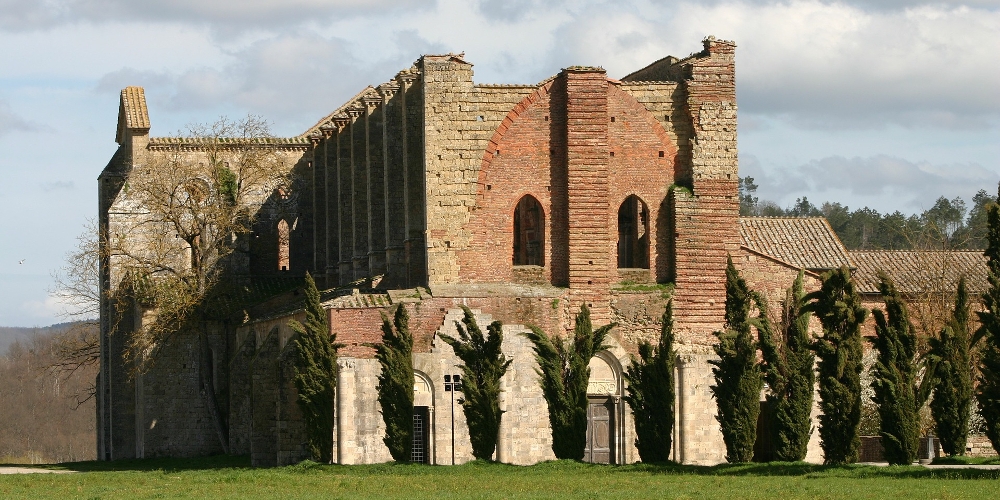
top-left (99, 37), bottom-right (758, 467)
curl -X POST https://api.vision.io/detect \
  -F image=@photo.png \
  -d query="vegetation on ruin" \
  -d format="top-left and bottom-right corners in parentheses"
top-left (524, 303), bottom-right (614, 460)
top-left (753, 271), bottom-right (815, 462)
top-left (710, 257), bottom-right (763, 463)
top-left (623, 300), bottom-right (677, 463)
top-left (928, 276), bottom-right (974, 457)
top-left (4, 456), bottom-right (1000, 500)
top-left (976, 185), bottom-right (1000, 456)
top-left (439, 306), bottom-right (512, 461)
top-left (805, 266), bottom-right (868, 465)
top-left (109, 116), bottom-right (290, 362)
top-left (374, 305), bottom-right (415, 462)
top-left (288, 272), bottom-right (340, 463)
top-left (869, 272), bottom-right (925, 465)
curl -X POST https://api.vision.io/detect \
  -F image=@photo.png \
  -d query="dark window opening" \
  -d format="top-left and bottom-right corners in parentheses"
top-left (411, 406), bottom-right (430, 463)
top-left (617, 195), bottom-right (650, 269)
top-left (278, 219), bottom-right (290, 271)
top-left (513, 195), bottom-right (545, 266)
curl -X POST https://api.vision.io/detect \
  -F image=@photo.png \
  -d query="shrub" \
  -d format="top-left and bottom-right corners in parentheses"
top-left (710, 257), bottom-right (763, 463)
top-left (929, 276), bottom-right (973, 456)
top-left (754, 271), bottom-right (815, 462)
top-left (623, 300), bottom-right (677, 463)
top-left (869, 272), bottom-right (922, 465)
top-left (805, 266), bottom-right (867, 465)
top-left (288, 272), bottom-right (339, 463)
top-left (524, 303), bottom-right (614, 460)
top-left (976, 187), bottom-right (1000, 456)
top-left (439, 306), bottom-right (512, 461)
top-left (374, 305), bottom-right (414, 462)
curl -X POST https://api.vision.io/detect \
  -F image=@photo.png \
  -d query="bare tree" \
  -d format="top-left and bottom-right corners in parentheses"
top-left (48, 219), bottom-right (101, 403)
top-left (107, 115), bottom-right (290, 363)
top-left (101, 115), bottom-right (292, 453)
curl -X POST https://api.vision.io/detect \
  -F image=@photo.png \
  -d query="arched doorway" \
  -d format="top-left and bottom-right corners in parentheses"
top-left (412, 371), bottom-right (435, 464)
top-left (513, 195), bottom-right (545, 266)
top-left (586, 353), bottom-right (623, 464)
top-left (617, 195), bottom-right (649, 269)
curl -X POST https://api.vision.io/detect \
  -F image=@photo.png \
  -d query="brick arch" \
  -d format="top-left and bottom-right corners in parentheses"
top-left (462, 82), bottom-right (556, 284)
top-left (606, 84), bottom-right (678, 282)
top-left (476, 80), bottom-right (555, 198)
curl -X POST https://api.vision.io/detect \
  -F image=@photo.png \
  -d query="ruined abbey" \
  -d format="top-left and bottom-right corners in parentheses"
top-left (96, 36), bottom-right (986, 466)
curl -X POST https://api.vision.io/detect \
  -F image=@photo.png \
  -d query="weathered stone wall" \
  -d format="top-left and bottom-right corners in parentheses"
top-left (328, 307), bottom-right (637, 465)
top-left (334, 358), bottom-right (392, 464)
top-left (674, 351), bottom-right (725, 464)
top-left (133, 323), bottom-right (228, 459)
top-left (663, 38), bottom-right (740, 345)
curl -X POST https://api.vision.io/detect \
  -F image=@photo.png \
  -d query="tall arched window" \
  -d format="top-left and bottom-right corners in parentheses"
top-left (513, 195), bottom-right (545, 266)
top-left (617, 195), bottom-right (649, 269)
top-left (277, 219), bottom-right (290, 271)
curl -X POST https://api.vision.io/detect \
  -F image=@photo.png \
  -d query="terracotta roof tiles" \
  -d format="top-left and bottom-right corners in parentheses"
top-left (849, 250), bottom-right (987, 295)
top-left (739, 217), bottom-right (852, 271)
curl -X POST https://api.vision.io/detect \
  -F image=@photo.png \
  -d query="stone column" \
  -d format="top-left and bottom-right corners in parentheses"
top-left (334, 115), bottom-right (353, 284)
top-left (349, 105), bottom-right (370, 282)
top-left (364, 93), bottom-right (387, 280)
top-left (379, 82), bottom-right (407, 288)
top-left (309, 131), bottom-right (326, 281)
top-left (563, 67), bottom-right (612, 323)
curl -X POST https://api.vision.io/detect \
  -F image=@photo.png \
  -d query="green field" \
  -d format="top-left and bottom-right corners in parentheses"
top-left (2, 457), bottom-right (999, 499)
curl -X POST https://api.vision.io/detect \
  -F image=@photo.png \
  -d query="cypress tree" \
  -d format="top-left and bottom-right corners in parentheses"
top-left (929, 276), bottom-right (973, 456)
top-left (710, 257), bottom-right (763, 463)
top-left (374, 305), bottom-right (414, 462)
top-left (804, 266), bottom-right (867, 465)
top-left (288, 272), bottom-right (339, 463)
top-left (623, 300), bottom-right (677, 463)
top-left (754, 271), bottom-right (815, 462)
top-left (439, 306), bottom-right (512, 461)
top-left (869, 272), bottom-right (922, 465)
top-left (976, 184), bottom-right (1000, 455)
top-left (523, 303), bottom-right (615, 460)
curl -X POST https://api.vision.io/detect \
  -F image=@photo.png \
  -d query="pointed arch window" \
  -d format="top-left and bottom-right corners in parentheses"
top-left (278, 219), bottom-right (290, 271)
top-left (513, 195), bottom-right (544, 266)
top-left (617, 195), bottom-right (649, 269)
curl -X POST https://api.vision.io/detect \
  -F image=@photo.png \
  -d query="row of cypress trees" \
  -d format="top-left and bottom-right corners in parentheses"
top-left (290, 210), bottom-right (1000, 464)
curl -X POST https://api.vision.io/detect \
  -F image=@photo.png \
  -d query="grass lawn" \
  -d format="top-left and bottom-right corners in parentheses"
top-left (2, 457), bottom-right (999, 499)
top-left (932, 455), bottom-right (1000, 466)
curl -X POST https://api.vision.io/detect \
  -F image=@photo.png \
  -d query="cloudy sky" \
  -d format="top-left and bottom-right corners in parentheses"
top-left (0, 0), bottom-right (997, 327)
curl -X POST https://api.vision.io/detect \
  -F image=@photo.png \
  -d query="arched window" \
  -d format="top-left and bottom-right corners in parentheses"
top-left (513, 195), bottom-right (544, 266)
top-left (617, 195), bottom-right (649, 269)
top-left (277, 219), bottom-right (290, 271)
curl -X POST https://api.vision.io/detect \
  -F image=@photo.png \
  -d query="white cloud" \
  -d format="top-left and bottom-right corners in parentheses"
top-left (744, 153), bottom-right (999, 212)
top-left (21, 293), bottom-right (72, 320)
top-left (0, 0), bottom-right (436, 35)
top-left (541, 1), bottom-right (1000, 129)
top-left (0, 100), bottom-right (38, 136)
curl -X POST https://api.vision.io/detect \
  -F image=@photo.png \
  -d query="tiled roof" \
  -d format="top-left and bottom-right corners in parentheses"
top-left (147, 136), bottom-right (310, 148)
top-left (739, 217), bottom-right (852, 271)
top-left (116, 86), bottom-right (149, 144)
top-left (121, 86), bottom-right (150, 129)
top-left (849, 250), bottom-right (988, 295)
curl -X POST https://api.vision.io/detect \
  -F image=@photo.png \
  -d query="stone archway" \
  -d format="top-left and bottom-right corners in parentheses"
top-left (412, 371), bottom-right (435, 464)
top-left (586, 352), bottom-right (624, 464)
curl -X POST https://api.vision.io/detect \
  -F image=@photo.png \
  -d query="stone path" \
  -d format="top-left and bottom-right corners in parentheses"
top-left (0, 467), bottom-right (76, 474)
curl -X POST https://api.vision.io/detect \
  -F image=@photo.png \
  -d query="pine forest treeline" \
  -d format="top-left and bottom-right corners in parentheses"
top-left (739, 177), bottom-right (995, 250)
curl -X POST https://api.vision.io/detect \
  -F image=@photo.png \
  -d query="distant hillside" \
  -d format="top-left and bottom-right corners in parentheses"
top-left (0, 323), bottom-right (81, 355)
top-left (0, 322), bottom-right (97, 463)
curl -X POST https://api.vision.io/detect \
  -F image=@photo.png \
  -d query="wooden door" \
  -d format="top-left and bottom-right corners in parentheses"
top-left (585, 398), bottom-right (614, 464)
